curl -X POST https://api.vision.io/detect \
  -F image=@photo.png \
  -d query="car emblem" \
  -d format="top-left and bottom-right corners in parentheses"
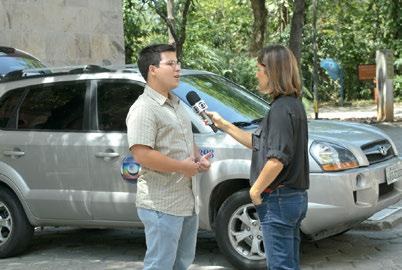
top-left (377, 145), bottom-right (390, 156)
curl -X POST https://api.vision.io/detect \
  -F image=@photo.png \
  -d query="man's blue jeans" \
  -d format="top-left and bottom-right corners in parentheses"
top-left (255, 187), bottom-right (308, 270)
top-left (137, 208), bottom-right (199, 270)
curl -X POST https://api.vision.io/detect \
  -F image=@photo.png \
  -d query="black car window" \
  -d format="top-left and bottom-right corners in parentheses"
top-left (97, 80), bottom-right (144, 132)
top-left (0, 88), bottom-right (25, 129)
top-left (18, 82), bottom-right (86, 131)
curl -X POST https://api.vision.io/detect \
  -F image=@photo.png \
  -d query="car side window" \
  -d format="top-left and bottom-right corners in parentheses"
top-left (97, 80), bottom-right (144, 132)
top-left (0, 88), bottom-right (25, 129)
top-left (18, 82), bottom-right (86, 131)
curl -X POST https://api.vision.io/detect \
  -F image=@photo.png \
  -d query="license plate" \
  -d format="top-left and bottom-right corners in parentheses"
top-left (385, 161), bottom-right (402, 185)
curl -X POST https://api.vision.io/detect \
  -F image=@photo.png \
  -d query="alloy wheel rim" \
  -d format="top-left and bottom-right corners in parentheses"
top-left (228, 203), bottom-right (265, 260)
top-left (0, 202), bottom-right (12, 246)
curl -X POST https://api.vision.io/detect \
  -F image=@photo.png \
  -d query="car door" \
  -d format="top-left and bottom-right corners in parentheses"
top-left (87, 79), bottom-right (144, 222)
top-left (0, 81), bottom-right (92, 220)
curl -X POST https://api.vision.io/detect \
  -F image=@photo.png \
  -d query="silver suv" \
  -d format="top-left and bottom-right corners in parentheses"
top-left (0, 65), bottom-right (401, 269)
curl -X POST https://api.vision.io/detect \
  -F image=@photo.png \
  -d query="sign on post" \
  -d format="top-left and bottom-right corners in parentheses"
top-left (358, 64), bottom-right (377, 101)
top-left (358, 64), bottom-right (376, 80)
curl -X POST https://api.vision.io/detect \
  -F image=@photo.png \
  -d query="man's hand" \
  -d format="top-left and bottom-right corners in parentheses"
top-left (180, 157), bottom-right (199, 177)
top-left (249, 186), bottom-right (263, 205)
top-left (197, 152), bottom-right (212, 172)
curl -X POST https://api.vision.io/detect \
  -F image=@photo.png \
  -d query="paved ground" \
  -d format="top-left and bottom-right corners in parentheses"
top-left (307, 102), bottom-right (402, 122)
top-left (1, 225), bottom-right (402, 270)
top-left (1, 103), bottom-right (402, 270)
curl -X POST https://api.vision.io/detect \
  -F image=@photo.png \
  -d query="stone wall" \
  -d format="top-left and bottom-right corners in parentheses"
top-left (0, 0), bottom-right (125, 66)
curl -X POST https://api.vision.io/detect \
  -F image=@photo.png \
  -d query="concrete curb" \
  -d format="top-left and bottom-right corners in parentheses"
top-left (307, 116), bottom-right (402, 124)
top-left (355, 209), bottom-right (402, 231)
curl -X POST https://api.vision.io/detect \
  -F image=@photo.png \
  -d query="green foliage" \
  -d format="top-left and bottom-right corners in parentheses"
top-left (223, 53), bottom-right (258, 94)
top-left (123, 0), bottom-right (401, 102)
top-left (302, 0), bottom-right (401, 102)
top-left (395, 75), bottom-right (402, 101)
top-left (123, 1), bottom-right (167, 63)
top-left (181, 0), bottom-right (259, 93)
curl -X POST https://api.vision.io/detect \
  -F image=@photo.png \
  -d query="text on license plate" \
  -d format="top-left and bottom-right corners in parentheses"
top-left (386, 161), bottom-right (402, 185)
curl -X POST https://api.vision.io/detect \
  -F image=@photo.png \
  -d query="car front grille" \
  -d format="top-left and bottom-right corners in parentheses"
top-left (361, 140), bottom-right (395, 165)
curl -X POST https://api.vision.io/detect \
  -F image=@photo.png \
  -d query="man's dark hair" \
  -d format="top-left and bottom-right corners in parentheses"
top-left (137, 44), bottom-right (176, 81)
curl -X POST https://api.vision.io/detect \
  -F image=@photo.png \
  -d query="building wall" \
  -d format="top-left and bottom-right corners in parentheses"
top-left (0, 0), bottom-right (125, 66)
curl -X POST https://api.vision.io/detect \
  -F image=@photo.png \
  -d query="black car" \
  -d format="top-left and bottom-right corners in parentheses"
top-left (0, 46), bottom-right (46, 78)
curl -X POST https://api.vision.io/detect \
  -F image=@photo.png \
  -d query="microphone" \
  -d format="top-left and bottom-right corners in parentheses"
top-left (186, 91), bottom-right (218, 133)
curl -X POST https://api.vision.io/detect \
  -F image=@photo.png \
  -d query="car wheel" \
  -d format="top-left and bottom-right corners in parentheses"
top-left (0, 188), bottom-right (34, 258)
top-left (215, 189), bottom-right (266, 270)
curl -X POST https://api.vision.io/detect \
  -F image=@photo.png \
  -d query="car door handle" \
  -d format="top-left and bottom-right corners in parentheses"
top-left (95, 152), bottom-right (120, 158)
top-left (3, 149), bottom-right (25, 158)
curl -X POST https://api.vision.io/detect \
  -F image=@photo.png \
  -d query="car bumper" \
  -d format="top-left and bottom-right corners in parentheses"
top-left (302, 156), bottom-right (402, 240)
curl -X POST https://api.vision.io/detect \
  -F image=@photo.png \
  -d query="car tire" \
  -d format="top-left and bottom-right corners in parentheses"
top-left (0, 188), bottom-right (34, 258)
top-left (215, 189), bottom-right (266, 270)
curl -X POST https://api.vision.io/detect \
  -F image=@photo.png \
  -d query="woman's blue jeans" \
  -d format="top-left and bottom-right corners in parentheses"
top-left (255, 187), bottom-right (308, 270)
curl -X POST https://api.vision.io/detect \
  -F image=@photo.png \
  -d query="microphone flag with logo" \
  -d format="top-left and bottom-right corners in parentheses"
top-left (186, 91), bottom-right (218, 133)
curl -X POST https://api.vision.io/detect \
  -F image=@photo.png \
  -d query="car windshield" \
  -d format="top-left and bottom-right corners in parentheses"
top-left (173, 74), bottom-right (269, 128)
top-left (0, 56), bottom-right (46, 75)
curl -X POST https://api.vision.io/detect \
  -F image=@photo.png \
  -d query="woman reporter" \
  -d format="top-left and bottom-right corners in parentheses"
top-left (207, 44), bottom-right (309, 270)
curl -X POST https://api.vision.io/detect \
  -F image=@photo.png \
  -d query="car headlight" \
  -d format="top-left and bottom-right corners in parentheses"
top-left (310, 141), bottom-right (359, 171)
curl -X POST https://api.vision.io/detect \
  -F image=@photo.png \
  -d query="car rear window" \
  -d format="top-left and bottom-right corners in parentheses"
top-left (0, 89), bottom-right (25, 129)
top-left (17, 82), bottom-right (86, 131)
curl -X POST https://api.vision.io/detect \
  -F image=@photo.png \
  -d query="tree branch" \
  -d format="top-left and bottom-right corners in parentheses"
top-left (148, 0), bottom-right (178, 42)
top-left (178, 0), bottom-right (192, 45)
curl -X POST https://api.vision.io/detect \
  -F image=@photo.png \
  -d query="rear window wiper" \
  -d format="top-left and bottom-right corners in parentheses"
top-left (232, 118), bottom-right (263, 127)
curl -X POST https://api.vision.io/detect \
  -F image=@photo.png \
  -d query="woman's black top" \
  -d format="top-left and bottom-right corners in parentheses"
top-left (250, 95), bottom-right (309, 190)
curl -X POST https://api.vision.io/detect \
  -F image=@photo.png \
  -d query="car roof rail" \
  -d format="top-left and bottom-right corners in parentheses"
top-left (0, 64), bottom-right (115, 83)
top-left (1, 69), bottom-right (24, 81)
top-left (68, 64), bottom-right (112, 74)
top-left (0, 68), bottom-right (50, 82)
top-left (105, 64), bottom-right (139, 73)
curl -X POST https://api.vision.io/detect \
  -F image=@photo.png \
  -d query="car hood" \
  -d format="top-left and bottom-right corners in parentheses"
top-left (308, 120), bottom-right (393, 147)
top-left (240, 119), bottom-right (393, 149)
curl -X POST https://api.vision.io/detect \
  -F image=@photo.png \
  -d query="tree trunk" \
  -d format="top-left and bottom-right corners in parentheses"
top-left (289, 0), bottom-right (305, 64)
top-left (176, 0), bottom-right (191, 62)
top-left (250, 0), bottom-right (267, 56)
top-left (311, 0), bottom-right (319, 118)
top-left (278, 1), bottom-right (289, 32)
top-left (148, 0), bottom-right (191, 61)
top-left (167, 0), bottom-right (175, 45)
top-left (392, 0), bottom-right (401, 40)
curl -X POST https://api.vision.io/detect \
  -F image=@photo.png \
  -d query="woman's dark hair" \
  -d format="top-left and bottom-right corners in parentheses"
top-left (257, 45), bottom-right (301, 97)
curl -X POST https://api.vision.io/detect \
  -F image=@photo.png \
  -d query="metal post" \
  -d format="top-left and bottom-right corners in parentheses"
top-left (312, 0), bottom-right (319, 119)
top-left (376, 50), bottom-right (394, 122)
